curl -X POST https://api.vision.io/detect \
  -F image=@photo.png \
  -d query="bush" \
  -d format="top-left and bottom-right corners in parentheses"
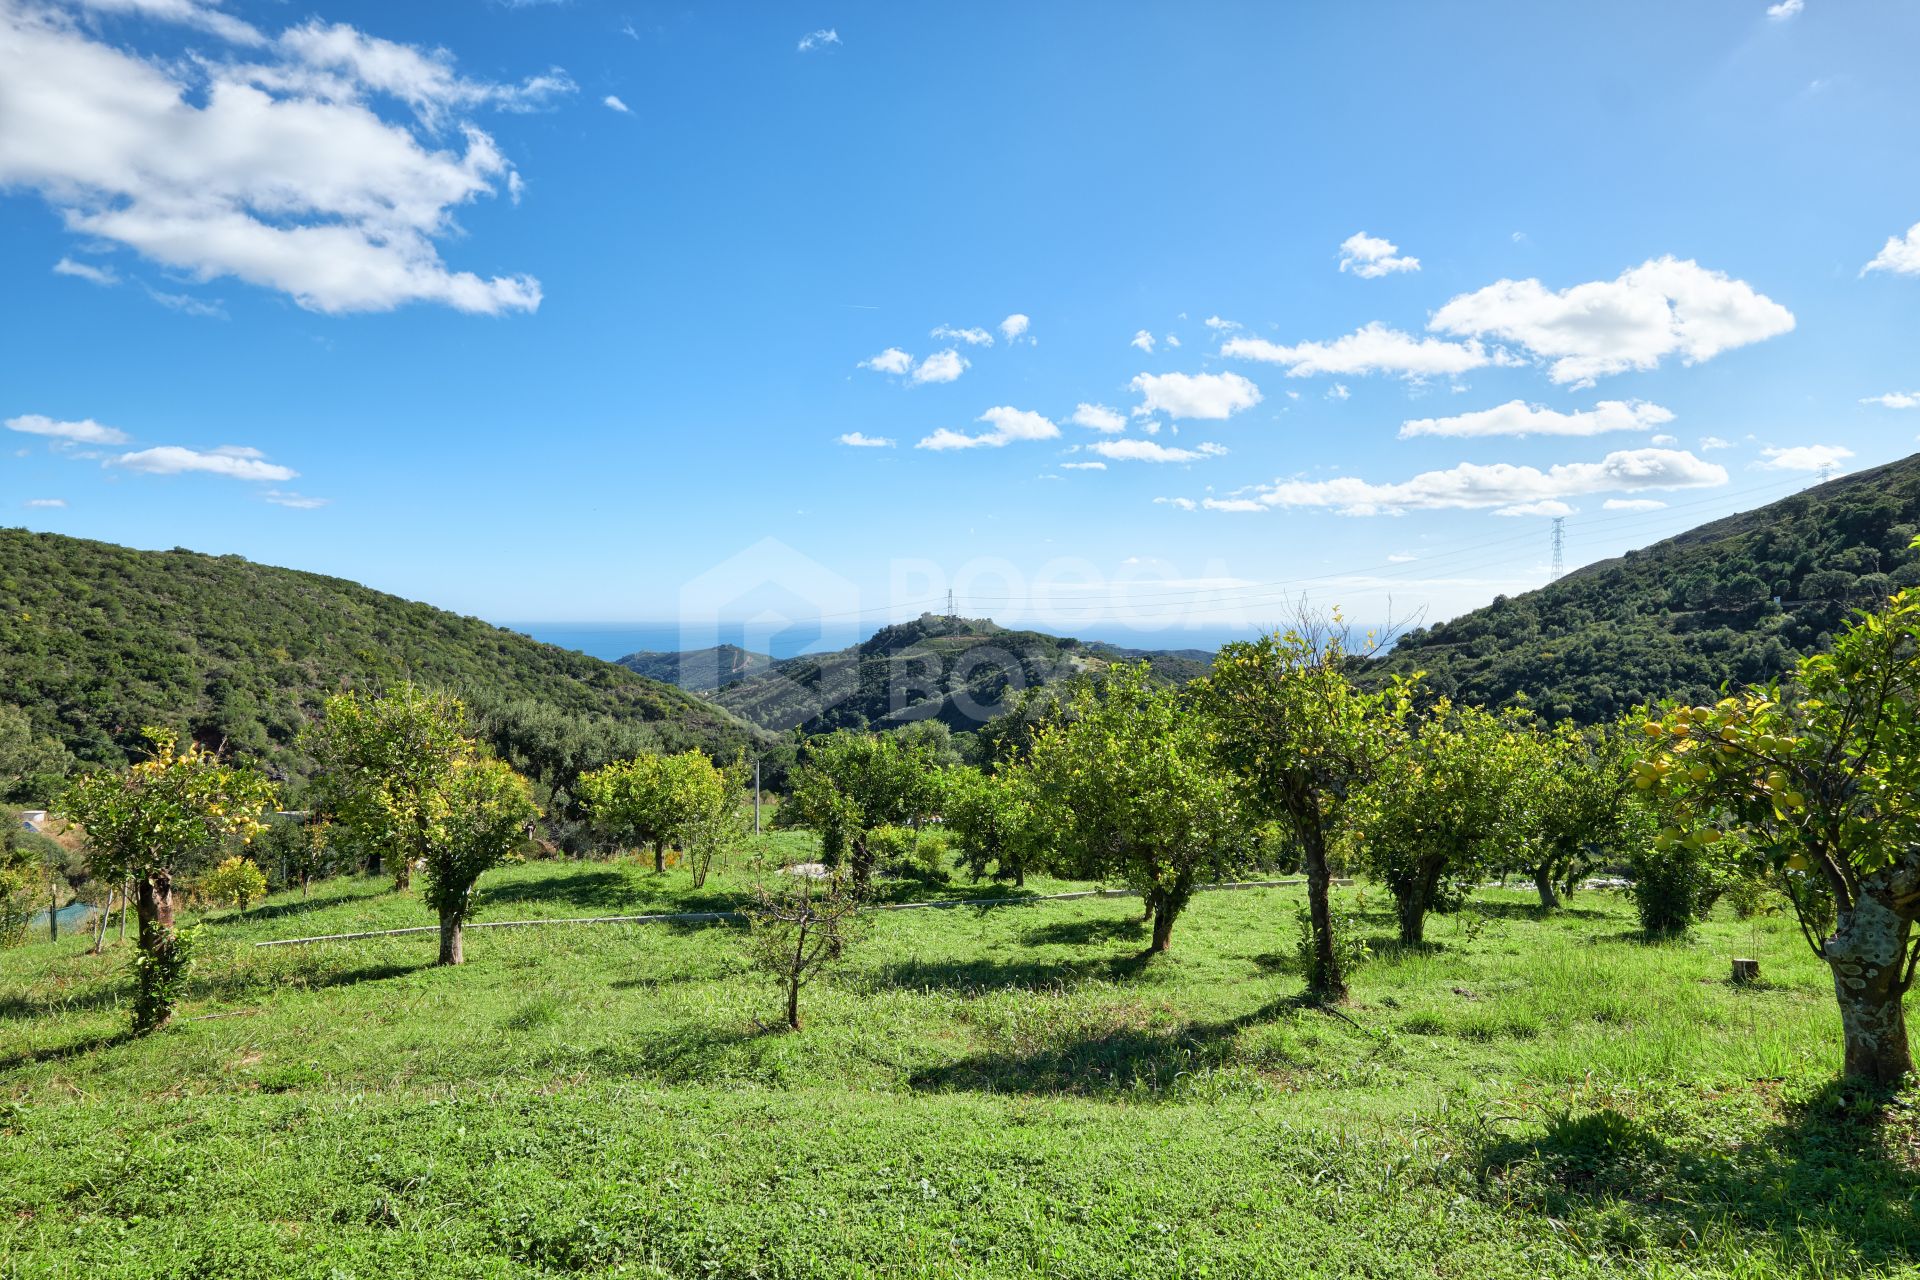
top-left (869, 825), bottom-right (949, 884)
top-left (200, 855), bottom-right (268, 909)
top-left (1624, 842), bottom-right (1723, 936)
top-left (1722, 875), bottom-right (1773, 920)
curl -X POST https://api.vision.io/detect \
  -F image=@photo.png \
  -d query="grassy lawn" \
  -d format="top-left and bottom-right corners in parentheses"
top-left (2, 849), bottom-right (1916, 1279)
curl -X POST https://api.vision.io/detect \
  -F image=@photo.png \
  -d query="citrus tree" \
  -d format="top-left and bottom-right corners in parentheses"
top-left (778, 731), bottom-right (943, 891)
top-left (1197, 622), bottom-right (1418, 998)
top-left (61, 730), bottom-right (275, 1031)
top-left (1020, 663), bottom-right (1250, 953)
top-left (1642, 583), bottom-right (1920, 1084)
top-left (942, 764), bottom-right (1045, 887)
top-left (423, 756), bottom-right (538, 965)
top-left (578, 749), bottom-right (738, 876)
top-left (199, 854), bottom-right (268, 909)
top-left (1349, 702), bottom-right (1531, 945)
top-left (1513, 718), bottom-right (1647, 911)
top-left (305, 684), bottom-right (471, 891)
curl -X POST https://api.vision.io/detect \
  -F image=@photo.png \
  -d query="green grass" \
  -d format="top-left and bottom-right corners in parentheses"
top-left (2, 854), bottom-right (1915, 1279)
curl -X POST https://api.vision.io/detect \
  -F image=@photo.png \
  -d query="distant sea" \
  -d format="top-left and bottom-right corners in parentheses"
top-left (501, 621), bottom-right (1272, 663)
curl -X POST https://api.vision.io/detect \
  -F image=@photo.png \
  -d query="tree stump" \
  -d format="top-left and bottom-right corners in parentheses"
top-left (1731, 957), bottom-right (1761, 984)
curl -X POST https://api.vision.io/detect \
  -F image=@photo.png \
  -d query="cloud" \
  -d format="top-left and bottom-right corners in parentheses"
top-left (1759, 444), bottom-right (1853, 472)
top-left (1399, 398), bottom-right (1674, 439)
top-left (1165, 334), bottom-right (1181, 348)
top-left (1000, 313), bottom-right (1031, 343)
top-left (797, 28), bottom-right (840, 52)
top-left (838, 432), bottom-right (894, 448)
top-left (858, 347), bottom-right (913, 375)
top-left (1071, 403), bottom-right (1127, 433)
top-left (931, 325), bottom-right (993, 346)
top-left (912, 349), bottom-right (968, 384)
top-left (145, 286), bottom-right (226, 319)
top-left (0, 6), bottom-right (553, 315)
top-left (264, 489), bottom-right (328, 508)
top-left (1699, 435), bottom-right (1733, 450)
top-left (1494, 499), bottom-right (1575, 518)
top-left (1200, 498), bottom-right (1264, 513)
top-left (1203, 316), bottom-right (1240, 333)
top-left (24, 498), bottom-right (67, 509)
top-left (1060, 461), bottom-right (1107, 471)
top-left (915, 406), bottom-right (1058, 451)
top-left (69, 0), bottom-right (266, 46)
top-left (1222, 322), bottom-right (1490, 379)
top-left (1337, 231), bottom-right (1420, 279)
top-left (1650, 434), bottom-right (1678, 446)
top-left (1153, 497), bottom-right (1197, 511)
top-left (1862, 391), bottom-right (1920, 409)
top-left (603, 94), bottom-right (631, 113)
top-left (1130, 329), bottom-right (1155, 353)
top-left (1430, 257), bottom-right (1795, 385)
top-left (1864, 224), bottom-right (1920, 276)
top-left (1086, 439), bottom-right (1227, 464)
top-left (1604, 498), bottom-right (1667, 511)
top-left (6, 413), bottom-right (131, 445)
top-left (53, 256), bottom-right (119, 286)
top-left (1128, 371), bottom-right (1262, 420)
top-left (114, 445), bottom-right (296, 481)
top-left (1766, 0), bottom-right (1804, 19)
top-left (1326, 384), bottom-right (1350, 401)
top-left (1386, 552), bottom-right (1419, 563)
top-left (1227, 447), bottom-right (1727, 517)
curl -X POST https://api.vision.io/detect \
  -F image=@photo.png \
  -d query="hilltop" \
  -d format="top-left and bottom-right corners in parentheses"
top-left (616, 643), bottom-right (778, 693)
top-left (0, 529), bottom-right (768, 773)
top-left (1371, 454), bottom-right (1920, 720)
top-left (675, 614), bottom-right (1213, 733)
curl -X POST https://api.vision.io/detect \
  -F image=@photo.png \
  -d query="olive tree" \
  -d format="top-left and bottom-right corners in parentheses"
top-left (1020, 663), bottom-right (1250, 954)
top-left (1197, 621), bottom-right (1416, 999)
top-left (1643, 582), bottom-right (1920, 1085)
top-left (1349, 702), bottom-right (1531, 945)
top-left (305, 684), bottom-right (471, 891)
top-left (61, 730), bottom-right (275, 1031)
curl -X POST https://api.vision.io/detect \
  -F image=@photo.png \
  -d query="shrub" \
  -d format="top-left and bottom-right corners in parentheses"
top-left (200, 855), bottom-right (268, 909)
top-left (1295, 890), bottom-right (1370, 988)
top-left (1624, 842), bottom-right (1723, 936)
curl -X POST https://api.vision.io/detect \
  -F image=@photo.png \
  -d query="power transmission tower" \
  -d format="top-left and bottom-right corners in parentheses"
top-left (946, 588), bottom-right (956, 617)
top-left (1550, 516), bottom-right (1565, 580)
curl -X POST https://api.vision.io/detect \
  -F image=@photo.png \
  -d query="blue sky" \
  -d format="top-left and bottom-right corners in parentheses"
top-left (4, 0), bottom-right (1919, 647)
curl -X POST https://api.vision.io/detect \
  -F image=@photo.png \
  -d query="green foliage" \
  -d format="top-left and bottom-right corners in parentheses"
top-left (778, 730), bottom-right (944, 889)
top-left (941, 764), bottom-right (1044, 885)
top-left (0, 815), bottom-right (38, 947)
top-left (1372, 464), bottom-right (1920, 721)
top-left (577, 749), bottom-right (740, 881)
top-left (1197, 620), bottom-right (1417, 996)
top-left (199, 854), bottom-right (268, 909)
top-left (1625, 838), bottom-right (1727, 937)
top-left (423, 757), bottom-right (538, 921)
top-left (1349, 702), bottom-right (1535, 944)
top-left (0, 528), bottom-right (765, 776)
top-left (0, 702), bottom-right (71, 805)
top-left (1020, 663), bottom-right (1251, 953)
top-left (128, 922), bottom-right (204, 1033)
top-left (1511, 718), bottom-right (1650, 908)
top-left (1293, 889), bottom-right (1371, 989)
top-left (739, 870), bottom-right (868, 1030)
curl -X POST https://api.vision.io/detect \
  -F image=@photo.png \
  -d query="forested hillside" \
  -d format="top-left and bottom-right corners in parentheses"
top-left (0, 530), bottom-right (768, 773)
top-left (1371, 454), bottom-right (1920, 721)
top-left (617, 643), bottom-right (777, 692)
top-left (705, 613), bottom-right (1213, 732)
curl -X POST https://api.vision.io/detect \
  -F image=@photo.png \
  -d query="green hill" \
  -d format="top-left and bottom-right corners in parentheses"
top-left (617, 643), bottom-right (777, 692)
top-left (0, 529), bottom-right (769, 774)
top-left (1370, 454), bottom-right (1920, 721)
top-left (700, 613), bottom-right (1213, 733)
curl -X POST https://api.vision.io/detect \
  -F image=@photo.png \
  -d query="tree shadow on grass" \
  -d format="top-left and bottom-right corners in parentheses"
top-left (1471, 900), bottom-right (1609, 922)
top-left (1471, 1080), bottom-right (1920, 1266)
top-left (219, 881), bottom-right (392, 925)
top-left (908, 991), bottom-right (1320, 1096)
top-left (860, 947), bottom-right (1159, 998)
top-left (1021, 916), bottom-right (1147, 948)
top-left (0, 981), bottom-right (127, 1020)
top-left (0, 1028), bottom-right (136, 1073)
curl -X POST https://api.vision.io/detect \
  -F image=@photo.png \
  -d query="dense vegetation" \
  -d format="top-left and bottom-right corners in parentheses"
top-left (0, 529), bottom-right (768, 777)
top-left (617, 643), bottom-right (777, 692)
top-left (696, 613), bottom-right (1212, 733)
top-left (1373, 456), bottom-right (1920, 720)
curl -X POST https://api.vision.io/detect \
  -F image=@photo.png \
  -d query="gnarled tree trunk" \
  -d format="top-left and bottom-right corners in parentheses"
top-left (1825, 889), bottom-right (1914, 1086)
top-left (133, 871), bottom-right (178, 1032)
top-left (1533, 861), bottom-right (1561, 911)
top-left (438, 905), bottom-right (465, 966)
top-left (1301, 820), bottom-right (1344, 1000)
top-left (1394, 855), bottom-right (1446, 946)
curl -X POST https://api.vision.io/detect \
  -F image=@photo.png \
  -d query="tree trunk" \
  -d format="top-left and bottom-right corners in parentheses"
top-left (47, 870), bottom-right (58, 942)
top-left (90, 890), bottom-right (113, 955)
top-left (1534, 861), bottom-right (1561, 911)
top-left (133, 872), bottom-right (177, 1032)
top-left (438, 904), bottom-right (464, 966)
top-left (653, 842), bottom-right (665, 874)
top-left (1396, 856), bottom-right (1446, 946)
top-left (301, 871), bottom-right (310, 900)
top-left (1149, 905), bottom-right (1175, 953)
top-left (1301, 821), bottom-right (1345, 1001)
top-left (786, 976), bottom-right (801, 1030)
top-left (850, 839), bottom-right (873, 894)
top-left (1825, 892), bottom-right (1914, 1086)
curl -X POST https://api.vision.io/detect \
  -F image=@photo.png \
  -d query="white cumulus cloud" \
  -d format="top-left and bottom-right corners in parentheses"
top-left (0, 5), bottom-right (557, 315)
top-left (53, 257), bottom-right (119, 286)
top-left (1128, 371), bottom-right (1262, 420)
top-left (1430, 257), bottom-right (1794, 385)
top-left (115, 445), bottom-right (297, 481)
top-left (6, 413), bottom-right (131, 445)
top-left (931, 325), bottom-right (993, 346)
top-left (1399, 399), bottom-right (1674, 439)
top-left (1227, 448), bottom-right (1727, 517)
top-left (1338, 231), bottom-right (1420, 279)
top-left (1862, 391), bottom-right (1920, 409)
top-left (1864, 224), bottom-right (1920, 276)
top-left (1759, 444), bottom-right (1853, 472)
top-left (1060, 461), bottom-right (1107, 471)
top-left (912, 349), bottom-right (968, 384)
top-left (1153, 497), bottom-right (1197, 511)
top-left (858, 348), bottom-right (913, 375)
top-left (1767, 0), bottom-right (1804, 20)
top-left (838, 432), bottom-right (894, 448)
top-left (1130, 329), bottom-right (1155, 353)
top-left (915, 406), bottom-right (1058, 451)
top-left (1221, 322), bottom-right (1489, 380)
top-left (1000, 313), bottom-right (1031, 343)
top-left (797, 28), bottom-right (840, 52)
top-left (1086, 439), bottom-right (1227, 464)
top-left (1494, 500), bottom-right (1575, 518)
top-left (1604, 498), bottom-right (1667, 511)
top-left (603, 95), bottom-right (630, 113)
top-left (1071, 403), bottom-right (1126, 433)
